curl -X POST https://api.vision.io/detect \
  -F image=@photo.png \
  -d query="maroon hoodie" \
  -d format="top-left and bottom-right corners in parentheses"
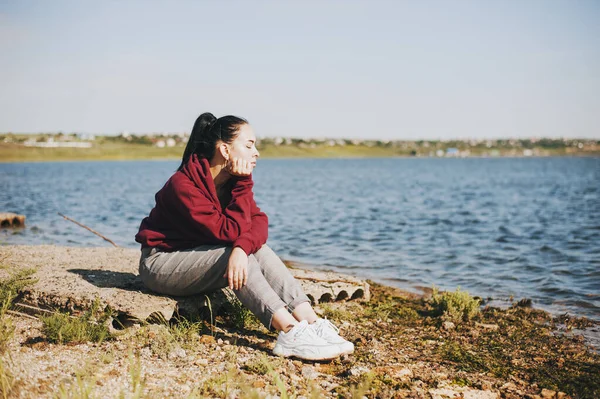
top-left (135, 154), bottom-right (268, 255)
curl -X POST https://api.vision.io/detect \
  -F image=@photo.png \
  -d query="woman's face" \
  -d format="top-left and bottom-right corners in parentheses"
top-left (227, 123), bottom-right (260, 168)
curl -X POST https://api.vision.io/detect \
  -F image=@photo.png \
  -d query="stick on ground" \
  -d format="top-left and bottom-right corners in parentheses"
top-left (57, 212), bottom-right (119, 247)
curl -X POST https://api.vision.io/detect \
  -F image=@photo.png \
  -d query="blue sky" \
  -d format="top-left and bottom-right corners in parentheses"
top-left (1, 0), bottom-right (598, 140)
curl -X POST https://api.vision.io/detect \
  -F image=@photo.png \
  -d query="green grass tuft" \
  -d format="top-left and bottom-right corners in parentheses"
top-left (0, 267), bottom-right (37, 354)
top-left (0, 268), bottom-right (37, 304)
top-left (222, 290), bottom-right (261, 330)
top-left (41, 298), bottom-right (112, 344)
top-left (431, 286), bottom-right (480, 323)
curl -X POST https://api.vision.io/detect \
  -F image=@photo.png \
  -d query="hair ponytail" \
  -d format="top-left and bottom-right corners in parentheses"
top-left (178, 113), bottom-right (247, 171)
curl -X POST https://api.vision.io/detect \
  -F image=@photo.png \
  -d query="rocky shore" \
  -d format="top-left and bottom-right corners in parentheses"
top-left (0, 245), bottom-right (599, 398)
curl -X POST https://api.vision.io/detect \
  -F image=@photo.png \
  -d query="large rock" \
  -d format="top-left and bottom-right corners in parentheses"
top-left (0, 245), bottom-right (369, 326)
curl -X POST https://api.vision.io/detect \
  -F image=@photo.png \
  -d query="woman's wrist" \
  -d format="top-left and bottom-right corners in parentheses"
top-left (232, 246), bottom-right (248, 255)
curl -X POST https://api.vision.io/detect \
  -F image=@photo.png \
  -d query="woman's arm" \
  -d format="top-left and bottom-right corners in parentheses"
top-left (233, 201), bottom-right (269, 255)
top-left (165, 175), bottom-right (255, 243)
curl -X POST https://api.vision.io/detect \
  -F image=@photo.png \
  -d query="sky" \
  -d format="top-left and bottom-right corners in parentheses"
top-left (1, 1), bottom-right (599, 140)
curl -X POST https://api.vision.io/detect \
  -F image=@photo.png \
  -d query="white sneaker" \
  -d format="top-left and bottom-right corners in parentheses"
top-left (311, 318), bottom-right (354, 355)
top-left (273, 320), bottom-right (342, 360)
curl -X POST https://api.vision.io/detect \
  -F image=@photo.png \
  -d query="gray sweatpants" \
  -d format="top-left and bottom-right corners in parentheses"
top-left (139, 244), bottom-right (310, 329)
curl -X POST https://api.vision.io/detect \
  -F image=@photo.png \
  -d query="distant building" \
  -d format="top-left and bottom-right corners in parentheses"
top-left (446, 148), bottom-right (459, 157)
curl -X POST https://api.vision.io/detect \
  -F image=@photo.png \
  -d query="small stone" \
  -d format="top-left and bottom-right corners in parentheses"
top-left (320, 381), bottom-right (339, 391)
top-left (217, 338), bottom-right (224, 345)
top-left (433, 372), bottom-right (448, 381)
top-left (139, 347), bottom-right (152, 358)
top-left (194, 358), bottom-right (209, 366)
top-left (501, 382), bottom-right (517, 391)
top-left (199, 335), bottom-right (215, 345)
top-left (541, 389), bottom-right (556, 399)
top-left (476, 323), bottom-right (499, 331)
top-left (167, 347), bottom-right (186, 360)
top-left (301, 366), bottom-right (320, 380)
top-left (222, 344), bottom-right (233, 351)
top-left (480, 382), bottom-right (492, 390)
top-left (394, 368), bottom-right (413, 381)
top-left (442, 321), bottom-right (456, 331)
top-left (515, 298), bottom-right (532, 308)
top-left (349, 366), bottom-right (370, 377)
top-left (556, 392), bottom-right (567, 399)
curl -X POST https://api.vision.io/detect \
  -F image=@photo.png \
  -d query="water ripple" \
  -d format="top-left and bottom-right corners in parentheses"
top-left (1, 157), bottom-right (599, 320)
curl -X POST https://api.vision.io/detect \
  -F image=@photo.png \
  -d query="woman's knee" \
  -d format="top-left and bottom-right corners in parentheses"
top-left (252, 245), bottom-right (286, 270)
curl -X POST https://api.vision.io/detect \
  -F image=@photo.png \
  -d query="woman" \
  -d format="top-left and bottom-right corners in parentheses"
top-left (135, 112), bottom-right (353, 361)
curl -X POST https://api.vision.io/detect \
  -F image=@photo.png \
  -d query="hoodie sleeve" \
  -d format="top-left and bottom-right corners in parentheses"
top-left (233, 200), bottom-right (269, 255)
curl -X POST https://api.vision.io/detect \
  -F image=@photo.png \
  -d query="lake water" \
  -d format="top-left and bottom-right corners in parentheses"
top-left (1, 157), bottom-right (599, 321)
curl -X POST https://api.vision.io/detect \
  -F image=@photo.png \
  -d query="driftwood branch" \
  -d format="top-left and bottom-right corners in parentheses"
top-left (7, 309), bottom-right (39, 320)
top-left (57, 212), bottom-right (119, 247)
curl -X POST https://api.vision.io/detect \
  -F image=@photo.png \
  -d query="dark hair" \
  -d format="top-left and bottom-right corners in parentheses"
top-left (179, 112), bottom-right (247, 170)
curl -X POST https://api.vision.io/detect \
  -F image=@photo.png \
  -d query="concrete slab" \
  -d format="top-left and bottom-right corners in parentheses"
top-left (0, 245), bottom-right (370, 326)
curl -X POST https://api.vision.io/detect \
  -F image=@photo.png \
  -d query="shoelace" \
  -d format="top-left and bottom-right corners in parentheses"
top-left (292, 321), bottom-right (319, 340)
top-left (314, 318), bottom-right (340, 337)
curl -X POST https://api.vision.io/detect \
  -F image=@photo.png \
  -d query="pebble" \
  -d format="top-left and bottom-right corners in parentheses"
top-left (476, 323), bottom-right (499, 332)
top-left (194, 358), bottom-right (209, 366)
top-left (199, 335), bottom-right (215, 345)
top-left (541, 389), bottom-right (557, 399)
top-left (501, 382), bottom-right (517, 391)
top-left (442, 321), bottom-right (456, 331)
top-left (320, 381), bottom-right (339, 391)
top-left (349, 366), bottom-right (370, 377)
top-left (301, 366), bottom-right (320, 380)
top-left (393, 368), bottom-right (413, 381)
top-left (167, 347), bottom-right (186, 360)
top-left (217, 338), bottom-right (224, 345)
top-left (139, 347), bottom-right (152, 359)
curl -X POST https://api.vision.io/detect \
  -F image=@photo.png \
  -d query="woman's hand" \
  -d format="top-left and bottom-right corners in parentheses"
top-left (227, 158), bottom-right (254, 177)
top-left (223, 247), bottom-right (248, 290)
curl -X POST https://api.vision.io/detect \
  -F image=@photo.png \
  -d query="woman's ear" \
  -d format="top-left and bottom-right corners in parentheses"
top-left (218, 142), bottom-right (229, 160)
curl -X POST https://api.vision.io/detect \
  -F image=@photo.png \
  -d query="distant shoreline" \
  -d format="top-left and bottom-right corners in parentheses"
top-left (1, 135), bottom-right (598, 162)
top-left (2, 154), bottom-right (599, 164)
top-left (1, 144), bottom-right (598, 163)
